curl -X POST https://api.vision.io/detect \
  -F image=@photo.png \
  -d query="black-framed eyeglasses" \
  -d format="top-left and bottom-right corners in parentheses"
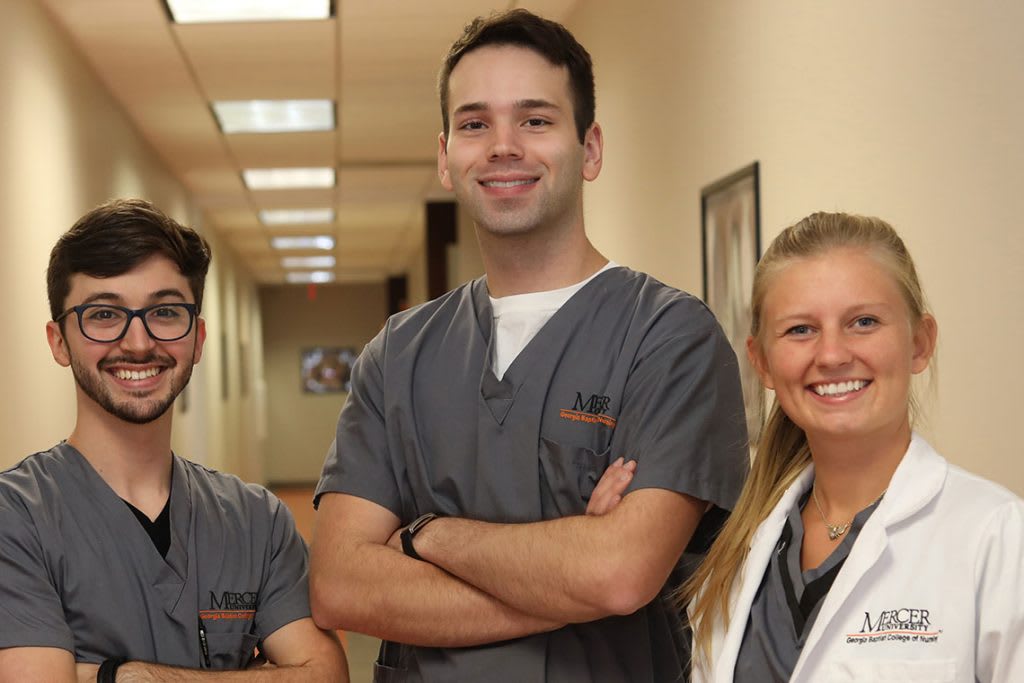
top-left (54, 303), bottom-right (198, 343)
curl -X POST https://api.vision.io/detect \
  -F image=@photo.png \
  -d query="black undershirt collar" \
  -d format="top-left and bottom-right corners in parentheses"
top-left (123, 497), bottom-right (171, 558)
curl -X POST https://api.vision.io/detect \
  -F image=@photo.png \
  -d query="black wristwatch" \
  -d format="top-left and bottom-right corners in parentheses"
top-left (97, 657), bottom-right (126, 683)
top-left (400, 513), bottom-right (439, 561)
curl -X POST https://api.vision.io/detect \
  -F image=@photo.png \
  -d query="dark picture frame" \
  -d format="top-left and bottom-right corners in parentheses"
top-left (701, 161), bottom-right (761, 440)
top-left (301, 347), bottom-right (357, 394)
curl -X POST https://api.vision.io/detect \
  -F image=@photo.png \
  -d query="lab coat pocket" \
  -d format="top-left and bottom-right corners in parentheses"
top-left (204, 631), bottom-right (259, 669)
top-left (827, 658), bottom-right (956, 682)
top-left (538, 437), bottom-right (612, 517)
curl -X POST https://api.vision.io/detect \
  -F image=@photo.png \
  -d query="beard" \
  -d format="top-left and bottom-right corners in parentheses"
top-left (70, 351), bottom-right (194, 425)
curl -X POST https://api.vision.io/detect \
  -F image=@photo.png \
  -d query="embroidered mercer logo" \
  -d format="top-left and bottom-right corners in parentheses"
top-left (200, 591), bottom-right (258, 621)
top-left (560, 392), bottom-right (616, 427)
top-left (573, 392), bottom-right (611, 415)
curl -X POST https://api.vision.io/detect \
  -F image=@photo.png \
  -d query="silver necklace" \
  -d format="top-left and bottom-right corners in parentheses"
top-left (812, 486), bottom-right (887, 541)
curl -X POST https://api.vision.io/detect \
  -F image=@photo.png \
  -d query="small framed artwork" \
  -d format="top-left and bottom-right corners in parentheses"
top-left (701, 161), bottom-right (761, 439)
top-left (301, 347), bottom-right (357, 394)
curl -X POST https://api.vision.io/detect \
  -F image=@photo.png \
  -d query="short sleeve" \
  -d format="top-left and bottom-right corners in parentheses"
top-left (313, 332), bottom-right (402, 516)
top-left (251, 495), bottom-right (313, 640)
top-left (0, 496), bottom-right (74, 652)
top-left (615, 306), bottom-right (749, 511)
top-left (975, 499), bottom-right (1024, 682)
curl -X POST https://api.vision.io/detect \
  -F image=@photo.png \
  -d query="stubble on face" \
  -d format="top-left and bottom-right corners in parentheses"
top-left (69, 348), bottom-right (194, 425)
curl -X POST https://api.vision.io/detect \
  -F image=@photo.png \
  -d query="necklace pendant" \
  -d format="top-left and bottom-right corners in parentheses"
top-left (827, 523), bottom-right (849, 541)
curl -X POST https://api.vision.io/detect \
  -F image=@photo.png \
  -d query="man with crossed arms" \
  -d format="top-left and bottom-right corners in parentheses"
top-left (311, 10), bottom-right (748, 682)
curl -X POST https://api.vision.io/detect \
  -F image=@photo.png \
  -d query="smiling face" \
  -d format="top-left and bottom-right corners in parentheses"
top-left (438, 45), bottom-right (602, 240)
top-left (748, 247), bottom-right (935, 453)
top-left (46, 255), bottom-right (205, 425)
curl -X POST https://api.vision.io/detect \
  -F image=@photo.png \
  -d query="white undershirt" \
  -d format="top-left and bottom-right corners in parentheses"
top-left (489, 262), bottom-right (619, 380)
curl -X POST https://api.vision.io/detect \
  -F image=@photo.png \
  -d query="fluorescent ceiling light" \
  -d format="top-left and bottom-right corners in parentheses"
top-left (243, 167), bottom-right (335, 190)
top-left (282, 256), bottom-right (336, 269)
top-left (166, 0), bottom-right (330, 24)
top-left (259, 208), bottom-right (334, 225)
top-left (286, 271), bottom-right (335, 284)
top-left (213, 100), bottom-right (334, 134)
top-left (271, 235), bottom-right (335, 250)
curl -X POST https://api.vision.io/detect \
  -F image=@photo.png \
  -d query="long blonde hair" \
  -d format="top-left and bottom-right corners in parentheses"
top-left (679, 212), bottom-right (932, 667)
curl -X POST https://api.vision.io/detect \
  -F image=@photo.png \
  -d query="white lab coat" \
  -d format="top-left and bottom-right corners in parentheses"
top-left (692, 434), bottom-right (1024, 682)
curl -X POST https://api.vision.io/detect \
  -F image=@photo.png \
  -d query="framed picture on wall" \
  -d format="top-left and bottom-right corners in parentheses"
top-left (701, 161), bottom-right (761, 440)
top-left (301, 347), bottom-right (357, 394)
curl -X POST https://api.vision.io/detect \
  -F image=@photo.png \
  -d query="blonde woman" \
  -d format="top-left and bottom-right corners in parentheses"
top-left (683, 213), bottom-right (1024, 682)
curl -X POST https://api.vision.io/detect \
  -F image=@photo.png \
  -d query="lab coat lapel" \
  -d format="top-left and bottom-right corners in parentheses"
top-left (713, 467), bottom-right (816, 682)
top-left (791, 510), bottom-right (889, 681)
top-left (789, 434), bottom-right (947, 682)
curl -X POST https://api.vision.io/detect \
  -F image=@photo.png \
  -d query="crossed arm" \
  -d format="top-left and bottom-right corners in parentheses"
top-left (0, 618), bottom-right (347, 682)
top-left (310, 458), bottom-right (707, 647)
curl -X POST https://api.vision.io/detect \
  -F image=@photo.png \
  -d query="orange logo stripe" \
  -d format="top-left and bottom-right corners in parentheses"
top-left (559, 409), bottom-right (617, 428)
top-left (199, 610), bottom-right (255, 621)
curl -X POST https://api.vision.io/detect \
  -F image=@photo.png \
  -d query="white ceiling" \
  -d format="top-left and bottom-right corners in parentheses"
top-left (39, 0), bottom-right (580, 284)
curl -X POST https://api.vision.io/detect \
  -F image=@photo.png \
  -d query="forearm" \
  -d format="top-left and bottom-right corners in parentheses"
top-left (415, 515), bottom-right (621, 622)
top-left (111, 660), bottom-right (332, 682)
top-left (415, 490), bottom-right (703, 622)
top-left (312, 520), bottom-right (562, 646)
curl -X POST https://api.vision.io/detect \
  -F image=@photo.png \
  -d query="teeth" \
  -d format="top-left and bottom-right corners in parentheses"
top-left (483, 179), bottom-right (535, 187)
top-left (813, 380), bottom-right (867, 397)
top-left (114, 367), bottom-right (161, 381)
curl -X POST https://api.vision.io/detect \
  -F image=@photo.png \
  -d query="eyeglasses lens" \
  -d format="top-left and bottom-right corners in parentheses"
top-left (80, 304), bottom-right (193, 342)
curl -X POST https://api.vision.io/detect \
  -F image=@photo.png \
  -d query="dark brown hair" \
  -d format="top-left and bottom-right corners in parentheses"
top-left (47, 198), bottom-right (212, 320)
top-left (439, 9), bottom-right (596, 143)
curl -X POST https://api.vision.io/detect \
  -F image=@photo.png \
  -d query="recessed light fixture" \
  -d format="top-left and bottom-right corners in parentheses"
top-left (213, 100), bottom-right (334, 134)
top-left (243, 167), bottom-right (336, 190)
top-left (259, 208), bottom-right (334, 225)
top-left (286, 271), bottom-right (335, 284)
top-left (282, 256), bottom-right (336, 269)
top-left (166, 0), bottom-right (331, 24)
top-left (271, 235), bottom-right (335, 250)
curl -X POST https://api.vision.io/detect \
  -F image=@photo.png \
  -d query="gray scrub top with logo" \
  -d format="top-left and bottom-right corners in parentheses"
top-left (0, 444), bottom-right (311, 669)
top-left (316, 266), bottom-right (749, 682)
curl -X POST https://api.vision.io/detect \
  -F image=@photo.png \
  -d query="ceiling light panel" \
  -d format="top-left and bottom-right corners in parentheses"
top-left (271, 235), bottom-right (335, 250)
top-left (259, 208), bottom-right (335, 225)
top-left (286, 271), bottom-right (336, 284)
top-left (166, 0), bottom-right (331, 24)
top-left (213, 100), bottom-right (334, 134)
top-left (243, 167), bottom-right (336, 190)
top-left (282, 256), bottom-right (336, 269)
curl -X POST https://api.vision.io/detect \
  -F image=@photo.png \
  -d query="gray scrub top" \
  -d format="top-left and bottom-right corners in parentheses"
top-left (317, 266), bottom-right (749, 682)
top-left (0, 444), bottom-right (311, 669)
top-left (734, 492), bottom-right (882, 683)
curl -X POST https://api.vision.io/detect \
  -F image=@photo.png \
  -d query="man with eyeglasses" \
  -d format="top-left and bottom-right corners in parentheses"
top-left (0, 199), bottom-right (347, 681)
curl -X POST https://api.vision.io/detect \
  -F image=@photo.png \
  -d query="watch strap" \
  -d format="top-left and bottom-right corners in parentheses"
top-left (97, 657), bottom-right (127, 683)
top-left (400, 513), bottom-right (438, 561)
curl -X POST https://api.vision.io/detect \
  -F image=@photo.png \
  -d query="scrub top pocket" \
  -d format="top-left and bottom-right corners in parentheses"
top-left (538, 437), bottom-right (613, 517)
top-left (203, 631), bottom-right (259, 669)
top-left (826, 658), bottom-right (956, 682)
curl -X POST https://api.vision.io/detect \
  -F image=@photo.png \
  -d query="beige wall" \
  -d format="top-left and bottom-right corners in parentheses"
top-left (0, 0), bottom-right (262, 480)
top-left (261, 283), bottom-right (388, 484)
top-left (173, 227), bottom-right (266, 481)
top-left (448, 202), bottom-right (487, 290)
top-left (569, 1), bottom-right (1024, 493)
top-left (405, 243), bottom-right (429, 307)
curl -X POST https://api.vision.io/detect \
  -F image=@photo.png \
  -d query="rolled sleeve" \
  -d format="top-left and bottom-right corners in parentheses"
top-left (616, 307), bottom-right (749, 512)
top-left (314, 333), bottom-right (403, 517)
top-left (252, 496), bottom-right (313, 640)
top-left (0, 501), bottom-right (74, 652)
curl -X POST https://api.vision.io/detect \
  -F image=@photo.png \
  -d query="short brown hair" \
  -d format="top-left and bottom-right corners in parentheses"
top-left (439, 9), bottom-right (596, 144)
top-left (47, 198), bottom-right (212, 320)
